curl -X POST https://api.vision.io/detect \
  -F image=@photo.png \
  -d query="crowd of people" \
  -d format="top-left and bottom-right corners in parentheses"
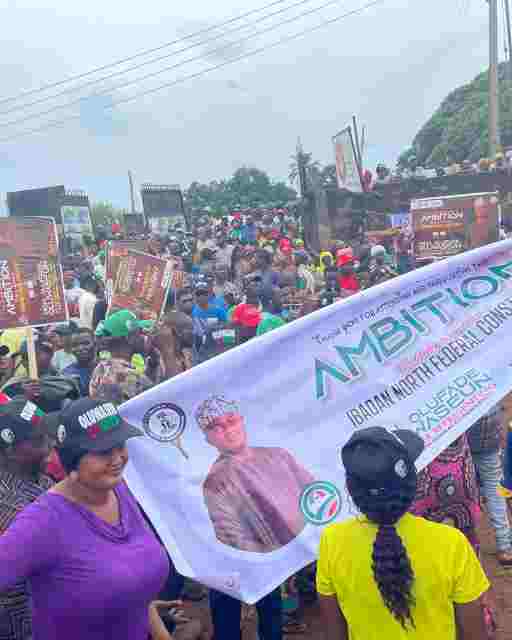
top-left (373, 149), bottom-right (512, 186)
top-left (0, 206), bottom-right (509, 640)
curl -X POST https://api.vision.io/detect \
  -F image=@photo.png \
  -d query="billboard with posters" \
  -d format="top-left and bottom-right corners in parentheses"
top-left (141, 184), bottom-right (188, 232)
top-left (147, 217), bottom-right (185, 235)
top-left (332, 127), bottom-right (363, 193)
top-left (0, 218), bottom-right (67, 329)
top-left (109, 249), bottom-right (172, 322)
top-left (60, 205), bottom-right (94, 243)
top-left (411, 192), bottom-right (499, 262)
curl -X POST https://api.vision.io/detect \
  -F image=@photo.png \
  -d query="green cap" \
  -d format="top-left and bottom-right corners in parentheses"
top-left (256, 312), bottom-right (286, 336)
top-left (95, 310), bottom-right (153, 338)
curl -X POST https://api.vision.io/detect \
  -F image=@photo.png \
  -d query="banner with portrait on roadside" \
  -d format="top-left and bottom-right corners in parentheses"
top-left (332, 126), bottom-right (363, 193)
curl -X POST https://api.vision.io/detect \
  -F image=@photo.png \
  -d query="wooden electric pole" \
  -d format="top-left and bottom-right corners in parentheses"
top-left (128, 170), bottom-right (136, 214)
top-left (505, 0), bottom-right (512, 85)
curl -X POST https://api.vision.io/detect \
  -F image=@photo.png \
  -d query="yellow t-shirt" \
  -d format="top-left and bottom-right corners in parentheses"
top-left (0, 329), bottom-right (26, 354)
top-left (316, 513), bottom-right (489, 640)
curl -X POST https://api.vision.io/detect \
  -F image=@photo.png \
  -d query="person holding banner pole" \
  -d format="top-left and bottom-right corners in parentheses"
top-left (317, 427), bottom-right (490, 640)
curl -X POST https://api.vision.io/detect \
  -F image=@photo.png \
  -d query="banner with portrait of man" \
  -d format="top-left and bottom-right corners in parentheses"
top-left (121, 240), bottom-right (512, 604)
top-left (332, 126), bottom-right (364, 193)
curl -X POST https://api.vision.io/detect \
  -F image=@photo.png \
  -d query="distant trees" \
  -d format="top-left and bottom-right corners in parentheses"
top-left (90, 201), bottom-right (127, 227)
top-left (399, 62), bottom-right (512, 167)
top-left (185, 167), bottom-right (296, 213)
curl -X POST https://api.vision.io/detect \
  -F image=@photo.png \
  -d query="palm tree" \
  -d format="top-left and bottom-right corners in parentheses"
top-left (288, 139), bottom-right (320, 193)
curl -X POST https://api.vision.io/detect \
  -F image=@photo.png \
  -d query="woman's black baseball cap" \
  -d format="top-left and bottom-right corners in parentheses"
top-left (342, 426), bottom-right (425, 493)
top-left (55, 397), bottom-right (142, 453)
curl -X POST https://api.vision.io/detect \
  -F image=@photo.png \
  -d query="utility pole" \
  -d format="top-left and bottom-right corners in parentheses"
top-left (352, 115), bottom-right (363, 170)
top-left (296, 137), bottom-right (307, 198)
top-left (489, 0), bottom-right (501, 157)
top-left (505, 0), bottom-right (512, 85)
top-left (128, 170), bottom-right (136, 214)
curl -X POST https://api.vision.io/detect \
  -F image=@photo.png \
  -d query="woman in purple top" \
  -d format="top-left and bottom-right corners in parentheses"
top-left (0, 397), bottom-right (170, 640)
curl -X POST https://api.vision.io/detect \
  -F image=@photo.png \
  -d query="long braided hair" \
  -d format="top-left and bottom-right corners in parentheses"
top-left (346, 475), bottom-right (416, 630)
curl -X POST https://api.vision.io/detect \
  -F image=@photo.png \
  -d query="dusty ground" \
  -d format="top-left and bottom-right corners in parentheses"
top-left (184, 511), bottom-right (512, 639)
top-left (481, 514), bottom-right (512, 640)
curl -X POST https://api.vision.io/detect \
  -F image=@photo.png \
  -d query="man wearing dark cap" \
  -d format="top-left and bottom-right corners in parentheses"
top-left (0, 398), bottom-right (54, 640)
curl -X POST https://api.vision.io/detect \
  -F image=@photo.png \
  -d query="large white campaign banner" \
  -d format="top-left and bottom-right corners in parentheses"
top-left (121, 240), bottom-right (512, 604)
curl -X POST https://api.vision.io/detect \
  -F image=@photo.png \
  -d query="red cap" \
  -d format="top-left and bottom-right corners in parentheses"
top-left (337, 254), bottom-right (354, 267)
top-left (232, 304), bottom-right (262, 328)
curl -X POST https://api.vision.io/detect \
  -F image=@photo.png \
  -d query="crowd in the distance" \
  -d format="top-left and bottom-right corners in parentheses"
top-left (0, 206), bottom-right (508, 640)
top-left (371, 149), bottom-right (512, 187)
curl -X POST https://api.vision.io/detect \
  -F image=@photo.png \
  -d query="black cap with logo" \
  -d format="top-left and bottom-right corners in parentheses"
top-left (55, 397), bottom-right (142, 453)
top-left (341, 426), bottom-right (425, 494)
top-left (0, 398), bottom-right (56, 449)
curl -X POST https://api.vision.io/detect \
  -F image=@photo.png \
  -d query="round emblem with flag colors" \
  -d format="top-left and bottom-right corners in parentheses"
top-left (143, 403), bottom-right (186, 443)
top-left (300, 481), bottom-right (342, 526)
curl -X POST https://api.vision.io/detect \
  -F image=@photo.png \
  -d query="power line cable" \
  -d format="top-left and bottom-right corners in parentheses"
top-left (0, 0), bottom-right (322, 119)
top-left (0, 0), bottom-right (384, 144)
top-left (0, 0), bottom-right (354, 129)
top-left (0, 0), bottom-right (299, 108)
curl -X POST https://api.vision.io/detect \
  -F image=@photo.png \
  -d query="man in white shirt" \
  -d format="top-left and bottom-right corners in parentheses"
top-left (78, 275), bottom-right (100, 330)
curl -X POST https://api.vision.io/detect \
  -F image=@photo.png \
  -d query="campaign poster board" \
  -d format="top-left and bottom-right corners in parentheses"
top-left (0, 217), bottom-right (68, 329)
top-left (411, 192), bottom-right (499, 262)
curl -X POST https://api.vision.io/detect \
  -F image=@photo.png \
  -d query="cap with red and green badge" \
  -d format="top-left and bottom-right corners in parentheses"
top-left (55, 397), bottom-right (142, 453)
top-left (0, 398), bottom-right (55, 449)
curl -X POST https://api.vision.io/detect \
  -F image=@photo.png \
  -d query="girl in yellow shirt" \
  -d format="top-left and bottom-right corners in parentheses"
top-left (317, 427), bottom-right (490, 640)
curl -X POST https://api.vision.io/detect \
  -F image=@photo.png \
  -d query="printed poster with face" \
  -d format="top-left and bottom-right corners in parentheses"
top-left (108, 249), bottom-right (172, 322)
top-left (411, 192), bottom-right (499, 262)
top-left (105, 240), bottom-right (148, 305)
top-left (332, 126), bottom-right (363, 193)
top-left (121, 239), bottom-right (512, 604)
top-left (0, 217), bottom-right (68, 329)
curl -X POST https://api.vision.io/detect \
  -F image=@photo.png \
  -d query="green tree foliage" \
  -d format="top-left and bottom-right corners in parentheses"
top-left (185, 167), bottom-right (296, 213)
top-left (319, 163), bottom-right (337, 187)
top-left (90, 201), bottom-right (127, 227)
top-left (288, 150), bottom-right (321, 189)
top-left (399, 63), bottom-right (512, 167)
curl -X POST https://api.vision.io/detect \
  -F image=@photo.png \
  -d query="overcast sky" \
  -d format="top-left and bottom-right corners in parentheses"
top-left (0, 0), bottom-right (497, 208)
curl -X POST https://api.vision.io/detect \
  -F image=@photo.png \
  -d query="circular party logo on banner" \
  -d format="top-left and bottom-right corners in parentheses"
top-left (300, 481), bottom-right (342, 525)
top-left (143, 403), bottom-right (186, 443)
